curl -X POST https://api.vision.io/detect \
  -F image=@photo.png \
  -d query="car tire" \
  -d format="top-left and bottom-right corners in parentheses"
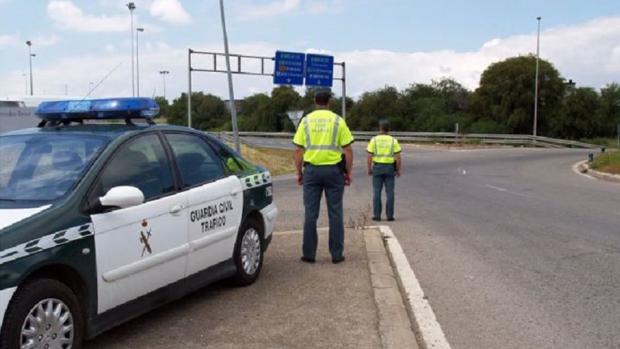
top-left (230, 217), bottom-right (264, 286)
top-left (0, 278), bottom-right (84, 349)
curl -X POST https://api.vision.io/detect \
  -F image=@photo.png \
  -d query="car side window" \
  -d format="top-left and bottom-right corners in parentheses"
top-left (99, 134), bottom-right (175, 202)
top-left (207, 139), bottom-right (255, 175)
top-left (165, 133), bottom-right (226, 188)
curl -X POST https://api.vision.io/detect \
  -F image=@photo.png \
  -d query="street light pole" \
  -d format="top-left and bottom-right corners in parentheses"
top-left (26, 41), bottom-right (34, 96)
top-left (159, 70), bottom-right (169, 100)
top-left (136, 27), bottom-right (144, 97)
top-left (533, 16), bottom-right (541, 137)
top-left (127, 2), bottom-right (136, 97)
top-left (219, 0), bottom-right (240, 152)
top-left (22, 73), bottom-right (27, 95)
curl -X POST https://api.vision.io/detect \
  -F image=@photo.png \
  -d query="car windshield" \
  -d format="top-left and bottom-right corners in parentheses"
top-left (0, 133), bottom-right (107, 202)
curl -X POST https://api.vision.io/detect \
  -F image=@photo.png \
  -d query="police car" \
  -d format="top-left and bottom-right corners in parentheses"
top-left (0, 97), bottom-right (277, 348)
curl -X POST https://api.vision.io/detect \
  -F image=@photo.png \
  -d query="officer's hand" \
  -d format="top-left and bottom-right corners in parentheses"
top-left (297, 173), bottom-right (303, 185)
top-left (396, 170), bottom-right (401, 177)
top-left (367, 169), bottom-right (372, 176)
top-left (344, 173), bottom-right (352, 186)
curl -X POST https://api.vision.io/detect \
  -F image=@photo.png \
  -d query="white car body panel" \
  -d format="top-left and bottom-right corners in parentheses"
top-left (92, 192), bottom-right (189, 314)
top-left (0, 205), bottom-right (51, 231)
top-left (185, 175), bottom-right (243, 276)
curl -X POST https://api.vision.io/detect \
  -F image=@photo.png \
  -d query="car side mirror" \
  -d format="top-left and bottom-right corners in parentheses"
top-left (99, 186), bottom-right (144, 210)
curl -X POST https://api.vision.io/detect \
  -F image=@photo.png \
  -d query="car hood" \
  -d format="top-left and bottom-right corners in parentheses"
top-left (0, 205), bottom-right (51, 231)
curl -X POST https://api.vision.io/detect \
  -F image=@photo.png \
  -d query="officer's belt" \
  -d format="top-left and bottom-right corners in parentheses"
top-left (304, 162), bottom-right (339, 167)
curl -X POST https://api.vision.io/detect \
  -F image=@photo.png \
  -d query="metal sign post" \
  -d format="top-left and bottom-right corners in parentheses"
top-left (219, 0), bottom-right (240, 152)
top-left (186, 51), bottom-right (348, 146)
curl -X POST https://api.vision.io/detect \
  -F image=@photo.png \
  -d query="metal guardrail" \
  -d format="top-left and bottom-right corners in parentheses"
top-left (222, 131), bottom-right (600, 149)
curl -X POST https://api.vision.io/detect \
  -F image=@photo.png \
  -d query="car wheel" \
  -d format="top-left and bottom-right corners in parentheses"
top-left (0, 278), bottom-right (84, 349)
top-left (230, 217), bottom-right (264, 286)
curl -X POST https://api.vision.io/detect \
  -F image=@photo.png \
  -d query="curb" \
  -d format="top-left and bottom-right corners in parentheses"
top-left (573, 160), bottom-right (620, 183)
top-left (369, 225), bottom-right (451, 349)
top-left (364, 229), bottom-right (419, 349)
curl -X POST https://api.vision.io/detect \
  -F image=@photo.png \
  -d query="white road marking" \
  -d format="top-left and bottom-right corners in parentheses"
top-left (484, 184), bottom-right (533, 198)
top-left (485, 184), bottom-right (507, 192)
top-left (371, 225), bottom-right (451, 349)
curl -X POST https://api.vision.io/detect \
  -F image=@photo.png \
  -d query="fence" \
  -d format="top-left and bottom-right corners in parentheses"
top-left (220, 131), bottom-right (600, 149)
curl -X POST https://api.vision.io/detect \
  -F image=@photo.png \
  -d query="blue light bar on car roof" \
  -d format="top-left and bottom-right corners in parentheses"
top-left (35, 97), bottom-right (160, 120)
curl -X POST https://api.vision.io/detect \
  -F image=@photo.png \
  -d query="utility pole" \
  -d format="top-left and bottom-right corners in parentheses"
top-left (159, 70), bottom-right (169, 100)
top-left (26, 41), bottom-right (35, 96)
top-left (219, 0), bottom-right (240, 152)
top-left (533, 16), bottom-right (541, 137)
top-left (136, 27), bottom-right (144, 97)
top-left (127, 2), bottom-right (136, 97)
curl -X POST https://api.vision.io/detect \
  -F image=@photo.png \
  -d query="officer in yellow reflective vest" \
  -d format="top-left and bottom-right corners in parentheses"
top-left (367, 119), bottom-right (401, 221)
top-left (293, 89), bottom-right (354, 264)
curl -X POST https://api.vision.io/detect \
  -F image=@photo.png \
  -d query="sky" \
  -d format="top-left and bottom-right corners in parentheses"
top-left (1, 0), bottom-right (619, 102)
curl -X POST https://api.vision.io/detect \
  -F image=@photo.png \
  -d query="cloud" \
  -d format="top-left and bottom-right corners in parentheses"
top-left (33, 34), bottom-right (61, 47)
top-left (47, 0), bottom-right (129, 32)
top-left (1, 16), bottom-right (619, 101)
top-left (306, 0), bottom-right (344, 15)
top-left (234, 0), bottom-right (301, 21)
top-left (0, 34), bottom-right (16, 47)
top-left (149, 0), bottom-right (191, 24)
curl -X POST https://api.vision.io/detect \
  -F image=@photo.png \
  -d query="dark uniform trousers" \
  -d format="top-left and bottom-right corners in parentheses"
top-left (372, 163), bottom-right (395, 219)
top-left (302, 164), bottom-right (345, 260)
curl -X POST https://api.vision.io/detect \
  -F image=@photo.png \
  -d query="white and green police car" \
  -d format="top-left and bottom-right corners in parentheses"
top-left (0, 97), bottom-right (278, 348)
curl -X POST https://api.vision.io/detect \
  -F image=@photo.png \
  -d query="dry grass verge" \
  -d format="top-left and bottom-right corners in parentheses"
top-left (239, 144), bottom-right (296, 176)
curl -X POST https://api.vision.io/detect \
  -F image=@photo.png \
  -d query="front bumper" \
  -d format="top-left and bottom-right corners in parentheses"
top-left (260, 202), bottom-right (278, 251)
top-left (0, 287), bottom-right (17, 330)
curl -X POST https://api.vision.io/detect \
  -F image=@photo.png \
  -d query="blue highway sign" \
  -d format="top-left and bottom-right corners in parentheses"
top-left (305, 54), bottom-right (334, 87)
top-left (273, 51), bottom-right (305, 85)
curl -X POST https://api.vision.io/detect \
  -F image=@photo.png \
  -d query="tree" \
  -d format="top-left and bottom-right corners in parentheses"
top-left (471, 55), bottom-right (565, 135)
top-left (400, 78), bottom-right (472, 132)
top-left (153, 96), bottom-right (170, 120)
top-left (599, 83), bottom-right (620, 137)
top-left (550, 87), bottom-right (602, 139)
top-left (348, 86), bottom-right (402, 130)
top-left (237, 86), bottom-right (303, 132)
top-left (167, 92), bottom-right (230, 130)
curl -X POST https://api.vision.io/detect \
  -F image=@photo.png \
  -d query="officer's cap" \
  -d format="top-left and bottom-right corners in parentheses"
top-left (313, 88), bottom-right (333, 100)
top-left (379, 119), bottom-right (390, 129)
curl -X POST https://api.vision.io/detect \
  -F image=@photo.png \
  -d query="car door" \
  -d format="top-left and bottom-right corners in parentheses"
top-left (164, 132), bottom-right (243, 276)
top-left (90, 133), bottom-right (189, 314)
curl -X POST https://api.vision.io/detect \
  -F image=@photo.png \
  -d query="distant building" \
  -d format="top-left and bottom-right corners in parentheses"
top-left (0, 98), bottom-right (38, 133)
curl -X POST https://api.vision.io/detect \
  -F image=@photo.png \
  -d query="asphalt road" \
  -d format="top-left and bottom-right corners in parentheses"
top-left (269, 142), bottom-right (620, 349)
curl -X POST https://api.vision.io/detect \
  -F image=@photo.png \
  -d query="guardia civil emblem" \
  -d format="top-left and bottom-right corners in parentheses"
top-left (139, 219), bottom-right (152, 257)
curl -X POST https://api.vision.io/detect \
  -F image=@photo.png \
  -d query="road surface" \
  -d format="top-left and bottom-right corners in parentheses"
top-left (270, 143), bottom-right (620, 349)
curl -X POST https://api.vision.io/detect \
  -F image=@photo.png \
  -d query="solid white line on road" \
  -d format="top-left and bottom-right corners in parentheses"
top-left (484, 184), bottom-right (532, 198)
top-left (372, 225), bottom-right (452, 349)
top-left (485, 184), bottom-right (507, 192)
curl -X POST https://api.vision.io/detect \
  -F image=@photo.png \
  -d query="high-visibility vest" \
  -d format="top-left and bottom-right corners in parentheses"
top-left (370, 134), bottom-right (397, 164)
top-left (300, 110), bottom-right (344, 165)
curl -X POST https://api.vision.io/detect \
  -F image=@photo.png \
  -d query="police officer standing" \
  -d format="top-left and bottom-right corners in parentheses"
top-left (367, 119), bottom-right (401, 221)
top-left (293, 89), bottom-right (354, 264)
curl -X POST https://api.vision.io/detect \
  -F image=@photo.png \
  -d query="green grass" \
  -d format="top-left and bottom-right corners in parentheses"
top-left (581, 138), bottom-right (619, 149)
top-left (592, 151), bottom-right (620, 175)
